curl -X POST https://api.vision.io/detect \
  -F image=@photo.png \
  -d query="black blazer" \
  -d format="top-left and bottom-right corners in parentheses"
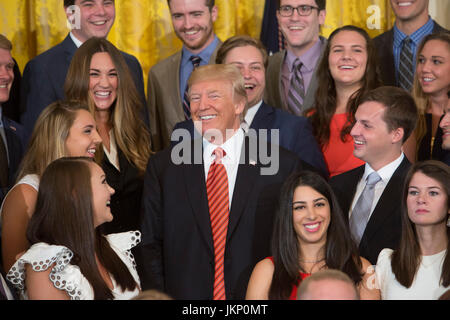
top-left (329, 157), bottom-right (411, 265)
top-left (0, 116), bottom-right (25, 204)
top-left (100, 148), bottom-right (143, 235)
top-left (20, 34), bottom-right (147, 139)
top-left (373, 20), bottom-right (448, 87)
top-left (136, 134), bottom-right (302, 299)
top-left (172, 101), bottom-right (328, 177)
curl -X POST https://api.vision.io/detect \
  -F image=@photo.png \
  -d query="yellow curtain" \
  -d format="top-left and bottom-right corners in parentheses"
top-left (0, 0), bottom-right (395, 89)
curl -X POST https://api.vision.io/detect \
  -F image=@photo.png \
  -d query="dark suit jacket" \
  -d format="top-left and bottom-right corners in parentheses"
top-left (100, 148), bottom-right (143, 235)
top-left (0, 116), bottom-right (25, 204)
top-left (329, 157), bottom-right (411, 265)
top-left (136, 134), bottom-right (302, 299)
top-left (20, 34), bottom-right (147, 138)
top-left (2, 59), bottom-right (22, 123)
top-left (373, 20), bottom-right (448, 87)
top-left (172, 102), bottom-right (328, 177)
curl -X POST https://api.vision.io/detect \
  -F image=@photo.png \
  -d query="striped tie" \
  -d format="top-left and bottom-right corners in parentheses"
top-left (183, 55), bottom-right (202, 119)
top-left (206, 147), bottom-right (229, 300)
top-left (398, 37), bottom-right (414, 91)
top-left (287, 58), bottom-right (305, 115)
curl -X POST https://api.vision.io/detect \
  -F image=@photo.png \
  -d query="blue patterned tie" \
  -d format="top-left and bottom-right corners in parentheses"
top-left (350, 172), bottom-right (381, 245)
top-left (182, 56), bottom-right (202, 119)
top-left (398, 37), bottom-right (414, 91)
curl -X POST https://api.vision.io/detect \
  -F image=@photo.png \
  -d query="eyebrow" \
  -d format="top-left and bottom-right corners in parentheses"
top-left (293, 197), bottom-right (326, 204)
top-left (331, 44), bottom-right (365, 49)
top-left (408, 185), bottom-right (442, 190)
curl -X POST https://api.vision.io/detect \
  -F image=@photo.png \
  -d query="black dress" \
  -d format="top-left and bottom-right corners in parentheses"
top-left (417, 114), bottom-right (450, 165)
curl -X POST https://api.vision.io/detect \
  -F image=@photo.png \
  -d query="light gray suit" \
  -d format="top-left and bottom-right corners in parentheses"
top-left (264, 37), bottom-right (326, 115)
top-left (147, 44), bottom-right (221, 152)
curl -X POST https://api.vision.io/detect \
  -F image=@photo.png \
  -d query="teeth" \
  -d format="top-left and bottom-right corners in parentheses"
top-left (95, 91), bottom-right (110, 97)
top-left (398, 2), bottom-right (412, 7)
top-left (354, 140), bottom-right (364, 145)
top-left (423, 77), bottom-right (434, 82)
top-left (88, 149), bottom-right (96, 155)
top-left (200, 115), bottom-right (216, 120)
top-left (289, 26), bottom-right (304, 30)
top-left (106, 200), bottom-right (111, 207)
top-left (245, 84), bottom-right (255, 89)
top-left (186, 30), bottom-right (198, 35)
top-left (0, 85), bottom-right (7, 88)
top-left (92, 21), bottom-right (106, 26)
top-left (340, 66), bottom-right (355, 69)
top-left (305, 223), bottom-right (319, 230)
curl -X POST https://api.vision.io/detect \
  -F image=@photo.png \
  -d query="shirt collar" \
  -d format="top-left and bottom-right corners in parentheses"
top-left (203, 127), bottom-right (244, 165)
top-left (244, 100), bottom-right (263, 127)
top-left (393, 16), bottom-right (434, 47)
top-left (286, 37), bottom-right (324, 73)
top-left (182, 35), bottom-right (219, 65)
top-left (362, 153), bottom-right (405, 184)
top-left (69, 32), bottom-right (83, 48)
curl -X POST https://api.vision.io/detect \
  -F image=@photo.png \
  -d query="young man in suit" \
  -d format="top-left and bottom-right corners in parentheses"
top-left (148, 0), bottom-right (221, 152)
top-left (264, 0), bottom-right (326, 115)
top-left (439, 103), bottom-right (450, 165)
top-left (330, 86), bottom-right (418, 265)
top-left (20, 0), bottom-right (146, 139)
top-left (173, 35), bottom-right (328, 176)
top-left (373, 0), bottom-right (448, 90)
top-left (0, 35), bottom-right (25, 205)
top-left (137, 64), bottom-right (303, 300)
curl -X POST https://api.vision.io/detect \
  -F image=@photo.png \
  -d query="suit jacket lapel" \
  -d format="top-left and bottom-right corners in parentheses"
top-left (250, 102), bottom-right (274, 131)
top-left (227, 136), bottom-right (260, 242)
top-left (182, 139), bottom-right (214, 254)
top-left (62, 34), bottom-right (77, 65)
top-left (342, 167), bottom-right (364, 217)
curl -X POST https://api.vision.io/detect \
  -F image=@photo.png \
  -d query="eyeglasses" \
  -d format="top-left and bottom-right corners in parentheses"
top-left (278, 5), bottom-right (320, 17)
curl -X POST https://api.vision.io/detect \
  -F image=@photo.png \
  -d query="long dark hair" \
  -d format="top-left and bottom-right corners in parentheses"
top-left (391, 160), bottom-right (450, 288)
top-left (307, 25), bottom-right (382, 146)
top-left (269, 170), bottom-right (363, 300)
top-left (26, 157), bottom-right (138, 299)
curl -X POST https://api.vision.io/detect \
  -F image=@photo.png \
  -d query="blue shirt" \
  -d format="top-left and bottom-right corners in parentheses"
top-left (179, 36), bottom-right (220, 102)
top-left (393, 17), bottom-right (434, 84)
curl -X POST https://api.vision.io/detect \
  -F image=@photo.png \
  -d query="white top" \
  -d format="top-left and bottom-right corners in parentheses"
top-left (203, 128), bottom-right (245, 208)
top-left (0, 174), bottom-right (40, 223)
top-left (349, 153), bottom-right (404, 219)
top-left (7, 231), bottom-right (141, 300)
top-left (376, 248), bottom-right (449, 300)
top-left (103, 130), bottom-right (120, 171)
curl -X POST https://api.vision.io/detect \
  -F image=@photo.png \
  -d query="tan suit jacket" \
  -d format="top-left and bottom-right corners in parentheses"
top-left (147, 43), bottom-right (221, 151)
top-left (264, 37), bottom-right (326, 114)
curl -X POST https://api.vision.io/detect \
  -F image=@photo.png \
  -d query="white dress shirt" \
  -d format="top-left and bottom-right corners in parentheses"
top-left (349, 153), bottom-right (404, 219)
top-left (203, 128), bottom-right (245, 209)
top-left (244, 100), bottom-right (262, 128)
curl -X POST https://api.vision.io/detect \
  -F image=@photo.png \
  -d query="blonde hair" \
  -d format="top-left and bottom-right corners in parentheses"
top-left (64, 37), bottom-right (151, 174)
top-left (16, 101), bottom-right (90, 181)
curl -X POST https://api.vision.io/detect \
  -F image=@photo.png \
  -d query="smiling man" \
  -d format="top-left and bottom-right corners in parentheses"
top-left (136, 64), bottom-right (303, 299)
top-left (265, 0), bottom-right (326, 115)
top-left (147, 0), bottom-right (221, 152)
top-left (20, 0), bottom-right (146, 140)
top-left (330, 86), bottom-right (418, 264)
top-left (373, 0), bottom-right (448, 90)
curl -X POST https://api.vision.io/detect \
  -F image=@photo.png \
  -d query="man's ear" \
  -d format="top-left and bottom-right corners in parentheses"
top-left (391, 127), bottom-right (404, 144)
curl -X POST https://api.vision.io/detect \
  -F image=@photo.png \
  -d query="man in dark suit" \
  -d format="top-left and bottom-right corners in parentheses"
top-left (136, 64), bottom-right (302, 300)
top-left (330, 86), bottom-right (418, 265)
top-left (373, 0), bottom-right (448, 89)
top-left (264, 0), bottom-right (327, 115)
top-left (148, 0), bottom-right (222, 152)
top-left (0, 35), bottom-right (25, 205)
top-left (20, 0), bottom-right (146, 139)
top-left (173, 35), bottom-right (327, 176)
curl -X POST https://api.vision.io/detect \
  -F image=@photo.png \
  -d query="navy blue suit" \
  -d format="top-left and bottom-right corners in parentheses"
top-left (20, 34), bottom-right (147, 139)
top-left (0, 116), bottom-right (25, 204)
top-left (172, 102), bottom-right (328, 176)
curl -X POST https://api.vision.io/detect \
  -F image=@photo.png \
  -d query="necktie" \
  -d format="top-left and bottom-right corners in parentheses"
top-left (398, 37), bottom-right (414, 91)
top-left (350, 172), bottom-right (381, 245)
top-left (206, 147), bottom-right (229, 300)
top-left (182, 55), bottom-right (202, 119)
top-left (287, 58), bottom-right (306, 116)
top-left (0, 135), bottom-right (8, 188)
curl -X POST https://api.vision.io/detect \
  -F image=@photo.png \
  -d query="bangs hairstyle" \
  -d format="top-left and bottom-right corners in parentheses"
top-left (391, 160), bottom-right (450, 288)
top-left (27, 157), bottom-right (138, 299)
top-left (269, 170), bottom-right (362, 300)
top-left (359, 86), bottom-right (418, 143)
top-left (308, 25), bottom-right (382, 146)
top-left (64, 37), bottom-right (151, 174)
top-left (215, 35), bottom-right (269, 69)
top-left (412, 33), bottom-right (450, 151)
top-left (16, 100), bottom-right (89, 181)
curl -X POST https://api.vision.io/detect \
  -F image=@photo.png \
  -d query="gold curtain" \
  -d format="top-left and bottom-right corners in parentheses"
top-left (0, 0), bottom-right (394, 89)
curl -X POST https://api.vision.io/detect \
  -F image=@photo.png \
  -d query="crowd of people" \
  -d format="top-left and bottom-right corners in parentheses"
top-left (0, 0), bottom-right (448, 301)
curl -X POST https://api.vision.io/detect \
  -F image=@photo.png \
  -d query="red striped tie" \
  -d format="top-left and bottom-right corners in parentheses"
top-left (206, 147), bottom-right (229, 300)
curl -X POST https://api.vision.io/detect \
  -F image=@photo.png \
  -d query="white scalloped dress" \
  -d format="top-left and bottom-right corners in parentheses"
top-left (6, 231), bottom-right (141, 300)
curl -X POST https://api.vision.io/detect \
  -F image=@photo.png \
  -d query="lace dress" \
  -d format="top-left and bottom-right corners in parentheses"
top-left (7, 231), bottom-right (141, 300)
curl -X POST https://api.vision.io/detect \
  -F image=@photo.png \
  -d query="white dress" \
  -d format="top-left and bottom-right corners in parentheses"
top-left (376, 248), bottom-right (449, 300)
top-left (0, 174), bottom-right (39, 221)
top-left (6, 231), bottom-right (142, 300)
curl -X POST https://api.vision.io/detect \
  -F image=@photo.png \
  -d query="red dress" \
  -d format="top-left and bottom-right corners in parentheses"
top-left (322, 113), bottom-right (364, 177)
top-left (266, 257), bottom-right (311, 300)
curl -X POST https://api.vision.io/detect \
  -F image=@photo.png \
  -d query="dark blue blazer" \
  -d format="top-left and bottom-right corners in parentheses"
top-left (172, 101), bottom-right (328, 177)
top-left (0, 116), bottom-right (25, 204)
top-left (20, 34), bottom-right (147, 139)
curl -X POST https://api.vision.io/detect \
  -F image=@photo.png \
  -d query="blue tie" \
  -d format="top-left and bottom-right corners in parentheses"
top-left (350, 172), bottom-right (382, 245)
